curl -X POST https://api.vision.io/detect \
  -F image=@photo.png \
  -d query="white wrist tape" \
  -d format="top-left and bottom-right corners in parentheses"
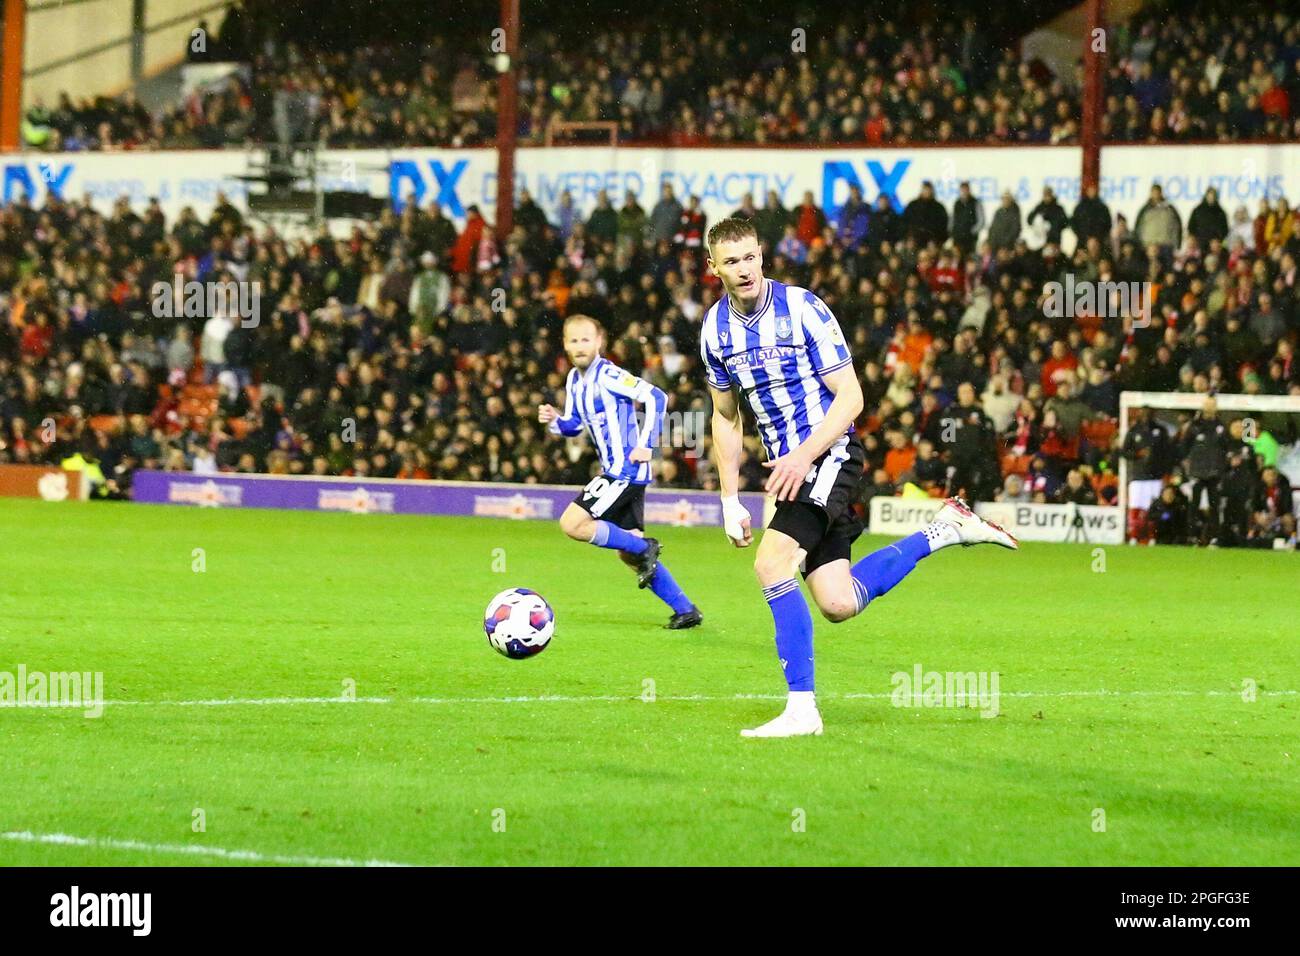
top-left (721, 495), bottom-right (751, 541)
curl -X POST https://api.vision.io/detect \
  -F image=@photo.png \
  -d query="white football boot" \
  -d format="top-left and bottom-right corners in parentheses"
top-left (741, 695), bottom-right (824, 738)
top-left (935, 497), bottom-right (1019, 550)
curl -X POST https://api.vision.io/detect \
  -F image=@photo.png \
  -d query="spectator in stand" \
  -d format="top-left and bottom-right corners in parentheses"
top-left (730, 193), bottom-right (759, 224)
top-left (1027, 187), bottom-right (1069, 248)
top-left (1188, 187), bottom-right (1229, 250)
top-left (1045, 379), bottom-right (1094, 439)
top-left (166, 325), bottom-right (195, 376)
top-left (909, 437), bottom-right (947, 494)
top-left (1135, 184), bottom-right (1182, 259)
top-left (409, 257), bottom-right (450, 334)
top-left (1054, 468), bottom-right (1099, 505)
top-left (1259, 72), bottom-right (1291, 123)
top-left (862, 464), bottom-right (896, 502)
top-left (1024, 453), bottom-right (1061, 502)
top-left (587, 190), bottom-right (618, 245)
top-left (1005, 399), bottom-right (1040, 459)
top-left (1038, 408), bottom-right (1078, 469)
top-left (776, 224), bottom-right (808, 265)
top-left (883, 429), bottom-right (916, 484)
top-left (950, 181), bottom-right (984, 259)
top-left (902, 181), bottom-right (948, 248)
top-left (866, 192), bottom-right (900, 249)
top-left (673, 195), bottom-right (706, 263)
top-left (1264, 197), bottom-right (1295, 255)
top-left (515, 188), bottom-right (548, 239)
top-left (199, 309), bottom-right (233, 384)
top-left (554, 191), bottom-right (579, 242)
top-left (793, 190), bottom-right (827, 249)
top-left (1250, 291), bottom-right (1287, 349)
top-left (19, 311), bottom-right (54, 361)
top-left (987, 190), bottom-right (1022, 252)
top-left (944, 381), bottom-right (999, 501)
top-left (997, 473), bottom-right (1032, 503)
top-left (1040, 339), bottom-right (1079, 398)
top-left (618, 190), bottom-right (648, 252)
top-left (981, 372), bottom-right (1019, 431)
top-left (1080, 365), bottom-right (1118, 417)
top-left (1071, 183), bottom-right (1112, 248)
top-left (835, 184), bottom-right (871, 253)
top-left (649, 183), bottom-right (683, 245)
top-left (1227, 204), bottom-right (1254, 253)
top-left (449, 205), bottom-right (486, 273)
top-left (753, 190), bottom-right (789, 251)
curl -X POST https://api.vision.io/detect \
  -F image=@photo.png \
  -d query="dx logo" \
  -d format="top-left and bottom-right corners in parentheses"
top-left (821, 159), bottom-right (911, 218)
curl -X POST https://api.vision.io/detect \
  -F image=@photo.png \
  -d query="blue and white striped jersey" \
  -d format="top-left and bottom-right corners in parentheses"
top-left (549, 356), bottom-right (667, 485)
top-left (699, 278), bottom-right (854, 459)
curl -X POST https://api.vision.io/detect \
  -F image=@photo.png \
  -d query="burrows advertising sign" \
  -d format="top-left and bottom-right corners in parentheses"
top-left (868, 496), bottom-right (1123, 545)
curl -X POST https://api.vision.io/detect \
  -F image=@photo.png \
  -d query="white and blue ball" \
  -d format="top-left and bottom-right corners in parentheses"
top-left (483, 588), bottom-right (555, 659)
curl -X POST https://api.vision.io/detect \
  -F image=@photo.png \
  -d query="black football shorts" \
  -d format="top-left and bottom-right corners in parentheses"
top-left (766, 434), bottom-right (867, 575)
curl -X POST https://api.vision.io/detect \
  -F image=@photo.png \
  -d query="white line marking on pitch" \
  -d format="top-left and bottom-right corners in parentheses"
top-left (0, 830), bottom-right (415, 867)
top-left (0, 689), bottom-right (1293, 709)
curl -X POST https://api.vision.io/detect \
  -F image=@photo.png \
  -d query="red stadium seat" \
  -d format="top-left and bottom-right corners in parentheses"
top-left (88, 414), bottom-right (124, 435)
top-left (1081, 418), bottom-right (1118, 448)
top-left (1000, 452), bottom-right (1032, 477)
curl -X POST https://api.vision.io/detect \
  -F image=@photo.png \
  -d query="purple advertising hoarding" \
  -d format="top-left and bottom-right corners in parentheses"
top-left (131, 471), bottom-right (765, 529)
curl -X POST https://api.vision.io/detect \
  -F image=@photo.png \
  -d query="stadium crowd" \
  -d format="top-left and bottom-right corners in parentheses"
top-left (19, 5), bottom-right (1300, 151)
top-left (1, 164), bottom-right (1297, 545)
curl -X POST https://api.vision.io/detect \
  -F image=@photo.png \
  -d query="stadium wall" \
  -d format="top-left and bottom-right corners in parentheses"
top-left (22, 0), bottom-right (232, 108)
top-left (1, 143), bottom-right (1296, 237)
top-left (22, 0), bottom-right (135, 110)
top-left (129, 469), bottom-right (1155, 546)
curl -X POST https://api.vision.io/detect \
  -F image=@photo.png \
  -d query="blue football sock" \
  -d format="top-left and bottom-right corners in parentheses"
top-left (589, 520), bottom-right (648, 554)
top-left (762, 579), bottom-right (815, 692)
top-left (848, 530), bottom-right (931, 613)
top-left (648, 563), bottom-right (694, 614)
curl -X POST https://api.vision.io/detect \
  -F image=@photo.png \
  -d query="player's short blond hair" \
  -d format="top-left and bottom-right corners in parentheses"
top-left (562, 314), bottom-right (604, 339)
top-left (706, 217), bottom-right (758, 255)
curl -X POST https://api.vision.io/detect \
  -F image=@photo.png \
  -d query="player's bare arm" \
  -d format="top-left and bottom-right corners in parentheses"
top-left (763, 365), bottom-right (864, 502)
top-left (626, 387), bottom-right (664, 463)
top-left (709, 383), bottom-right (751, 547)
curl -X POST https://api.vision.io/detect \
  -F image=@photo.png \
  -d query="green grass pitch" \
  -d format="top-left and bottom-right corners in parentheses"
top-left (0, 497), bottom-right (1296, 866)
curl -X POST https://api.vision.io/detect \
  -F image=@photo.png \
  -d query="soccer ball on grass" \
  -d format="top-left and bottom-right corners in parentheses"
top-left (483, 588), bottom-right (554, 659)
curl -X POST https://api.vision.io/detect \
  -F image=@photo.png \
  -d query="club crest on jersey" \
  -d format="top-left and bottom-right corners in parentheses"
top-left (776, 314), bottom-right (793, 341)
